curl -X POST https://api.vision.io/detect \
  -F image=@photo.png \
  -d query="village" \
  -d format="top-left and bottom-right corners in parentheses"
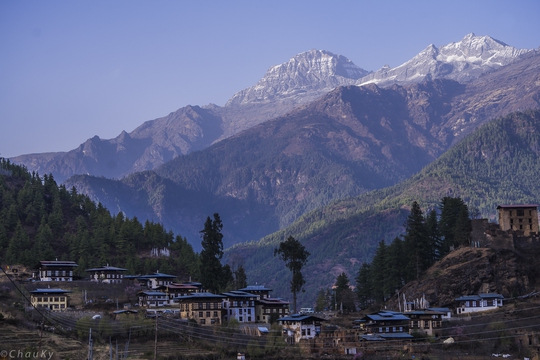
top-left (3, 204), bottom-right (540, 359)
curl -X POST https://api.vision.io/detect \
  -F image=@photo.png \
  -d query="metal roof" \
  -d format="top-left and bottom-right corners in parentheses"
top-left (39, 261), bottom-right (78, 268)
top-left (497, 204), bottom-right (539, 209)
top-left (176, 292), bottom-right (225, 300)
top-left (455, 293), bottom-right (504, 301)
top-left (278, 314), bottom-right (325, 322)
top-left (30, 288), bottom-right (71, 294)
top-left (379, 333), bottom-right (414, 339)
top-left (86, 265), bottom-right (127, 272)
top-left (240, 285), bottom-right (272, 291)
top-left (364, 311), bottom-right (410, 321)
top-left (137, 272), bottom-right (176, 279)
top-left (222, 290), bottom-right (257, 298)
top-left (138, 291), bottom-right (167, 296)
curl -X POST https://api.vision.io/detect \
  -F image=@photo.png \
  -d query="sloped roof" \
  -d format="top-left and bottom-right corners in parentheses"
top-left (455, 293), bottom-right (504, 301)
top-left (30, 288), bottom-right (71, 294)
top-left (497, 204), bottom-right (538, 209)
top-left (39, 261), bottom-right (78, 268)
top-left (278, 313), bottom-right (325, 322)
top-left (364, 311), bottom-right (410, 321)
top-left (86, 265), bottom-right (127, 272)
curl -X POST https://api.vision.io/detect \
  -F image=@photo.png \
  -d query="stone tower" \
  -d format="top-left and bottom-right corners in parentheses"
top-left (497, 204), bottom-right (539, 236)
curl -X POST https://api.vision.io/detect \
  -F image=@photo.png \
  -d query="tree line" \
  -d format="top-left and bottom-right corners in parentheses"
top-left (354, 197), bottom-right (471, 308)
top-left (0, 159), bottom-right (250, 292)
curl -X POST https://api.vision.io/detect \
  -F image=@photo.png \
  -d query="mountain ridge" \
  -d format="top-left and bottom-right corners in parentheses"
top-left (11, 34), bottom-right (534, 182)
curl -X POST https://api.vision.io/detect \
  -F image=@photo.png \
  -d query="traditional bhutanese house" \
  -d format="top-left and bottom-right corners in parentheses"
top-left (222, 290), bottom-right (257, 323)
top-left (278, 314), bottom-right (325, 344)
top-left (158, 283), bottom-right (201, 304)
top-left (255, 297), bottom-right (290, 323)
top-left (137, 272), bottom-right (177, 290)
top-left (30, 288), bottom-right (70, 311)
top-left (455, 293), bottom-right (504, 314)
top-left (177, 292), bottom-right (225, 326)
top-left (38, 260), bottom-right (78, 282)
top-left (86, 265), bottom-right (127, 284)
top-left (497, 204), bottom-right (539, 235)
top-left (239, 285), bottom-right (272, 299)
top-left (239, 284), bottom-right (290, 323)
top-left (137, 291), bottom-right (168, 307)
top-left (112, 309), bottom-right (139, 321)
top-left (360, 311), bottom-right (410, 335)
top-left (405, 309), bottom-right (445, 336)
top-left (427, 307), bottom-right (452, 320)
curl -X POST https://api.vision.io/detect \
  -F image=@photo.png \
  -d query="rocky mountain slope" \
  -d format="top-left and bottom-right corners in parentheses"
top-left (63, 51), bottom-right (540, 251)
top-left (225, 109), bottom-right (540, 304)
top-left (11, 35), bottom-right (534, 182)
top-left (359, 33), bottom-right (531, 87)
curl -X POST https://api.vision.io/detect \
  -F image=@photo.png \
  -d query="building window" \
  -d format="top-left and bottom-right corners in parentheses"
top-left (302, 329), bottom-right (306, 336)
top-left (199, 312), bottom-right (203, 318)
top-left (206, 311), bottom-right (210, 318)
top-left (517, 209), bottom-right (525, 216)
top-left (200, 319), bottom-right (205, 325)
top-left (213, 311), bottom-right (218, 317)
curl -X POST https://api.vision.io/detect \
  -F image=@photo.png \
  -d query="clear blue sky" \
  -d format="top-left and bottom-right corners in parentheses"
top-left (1, 0), bottom-right (539, 158)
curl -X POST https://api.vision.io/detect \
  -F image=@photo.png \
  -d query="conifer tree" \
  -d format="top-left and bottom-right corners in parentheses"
top-left (200, 213), bottom-right (226, 293)
top-left (403, 201), bottom-right (428, 281)
top-left (370, 240), bottom-right (387, 302)
top-left (274, 235), bottom-right (310, 314)
top-left (355, 262), bottom-right (372, 309)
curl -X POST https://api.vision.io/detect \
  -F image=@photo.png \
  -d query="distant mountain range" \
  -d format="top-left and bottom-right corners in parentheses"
top-left (8, 33), bottom-right (540, 305)
top-left (12, 34), bottom-right (534, 183)
top-left (227, 109), bottom-right (540, 303)
top-left (62, 49), bottom-right (540, 252)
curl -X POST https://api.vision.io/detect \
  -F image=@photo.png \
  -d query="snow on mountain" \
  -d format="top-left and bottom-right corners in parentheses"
top-left (226, 49), bottom-right (370, 106)
top-left (359, 33), bottom-right (531, 86)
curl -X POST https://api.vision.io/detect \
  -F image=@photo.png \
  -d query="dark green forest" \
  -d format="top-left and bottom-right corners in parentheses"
top-left (0, 159), bottom-right (200, 280)
top-left (226, 109), bottom-right (540, 306)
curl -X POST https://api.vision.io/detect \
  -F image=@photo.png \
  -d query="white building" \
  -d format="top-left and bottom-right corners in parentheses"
top-left (455, 293), bottom-right (504, 314)
top-left (277, 314), bottom-right (324, 344)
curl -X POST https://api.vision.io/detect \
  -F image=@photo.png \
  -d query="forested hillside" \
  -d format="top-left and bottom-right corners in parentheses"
top-left (0, 160), bottom-right (199, 279)
top-left (227, 109), bottom-right (540, 306)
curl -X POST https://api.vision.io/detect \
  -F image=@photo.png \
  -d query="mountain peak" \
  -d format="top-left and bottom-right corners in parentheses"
top-left (359, 33), bottom-right (530, 86)
top-left (225, 49), bottom-right (369, 106)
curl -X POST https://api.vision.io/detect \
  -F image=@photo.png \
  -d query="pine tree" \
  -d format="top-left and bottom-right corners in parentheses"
top-left (425, 209), bottom-right (441, 263)
top-left (439, 197), bottom-right (469, 256)
top-left (274, 235), bottom-right (310, 313)
top-left (384, 237), bottom-right (405, 297)
top-left (199, 213), bottom-right (226, 293)
top-left (403, 201), bottom-right (428, 281)
top-left (355, 262), bottom-right (372, 309)
top-left (234, 265), bottom-right (248, 289)
top-left (370, 240), bottom-right (387, 303)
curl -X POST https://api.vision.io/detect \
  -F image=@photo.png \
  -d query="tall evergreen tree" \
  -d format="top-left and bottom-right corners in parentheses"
top-left (425, 209), bottom-right (441, 263)
top-left (384, 237), bottom-right (405, 297)
top-left (403, 201), bottom-right (428, 281)
top-left (370, 240), bottom-right (387, 303)
top-left (274, 235), bottom-right (310, 314)
top-left (454, 205), bottom-right (472, 247)
top-left (199, 213), bottom-right (226, 293)
top-left (233, 265), bottom-right (248, 289)
top-left (439, 197), bottom-right (469, 256)
top-left (356, 262), bottom-right (372, 309)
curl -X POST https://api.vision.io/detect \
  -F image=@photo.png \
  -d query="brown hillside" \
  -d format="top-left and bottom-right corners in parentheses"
top-left (387, 246), bottom-right (536, 310)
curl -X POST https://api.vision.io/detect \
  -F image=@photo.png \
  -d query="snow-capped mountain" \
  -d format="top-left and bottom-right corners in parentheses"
top-left (359, 33), bottom-right (531, 86)
top-left (226, 49), bottom-right (370, 107)
top-left (11, 34), bottom-right (536, 183)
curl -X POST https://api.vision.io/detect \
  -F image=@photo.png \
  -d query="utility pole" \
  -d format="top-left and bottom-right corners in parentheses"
top-left (88, 328), bottom-right (93, 360)
top-left (154, 314), bottom-right (158, 360)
